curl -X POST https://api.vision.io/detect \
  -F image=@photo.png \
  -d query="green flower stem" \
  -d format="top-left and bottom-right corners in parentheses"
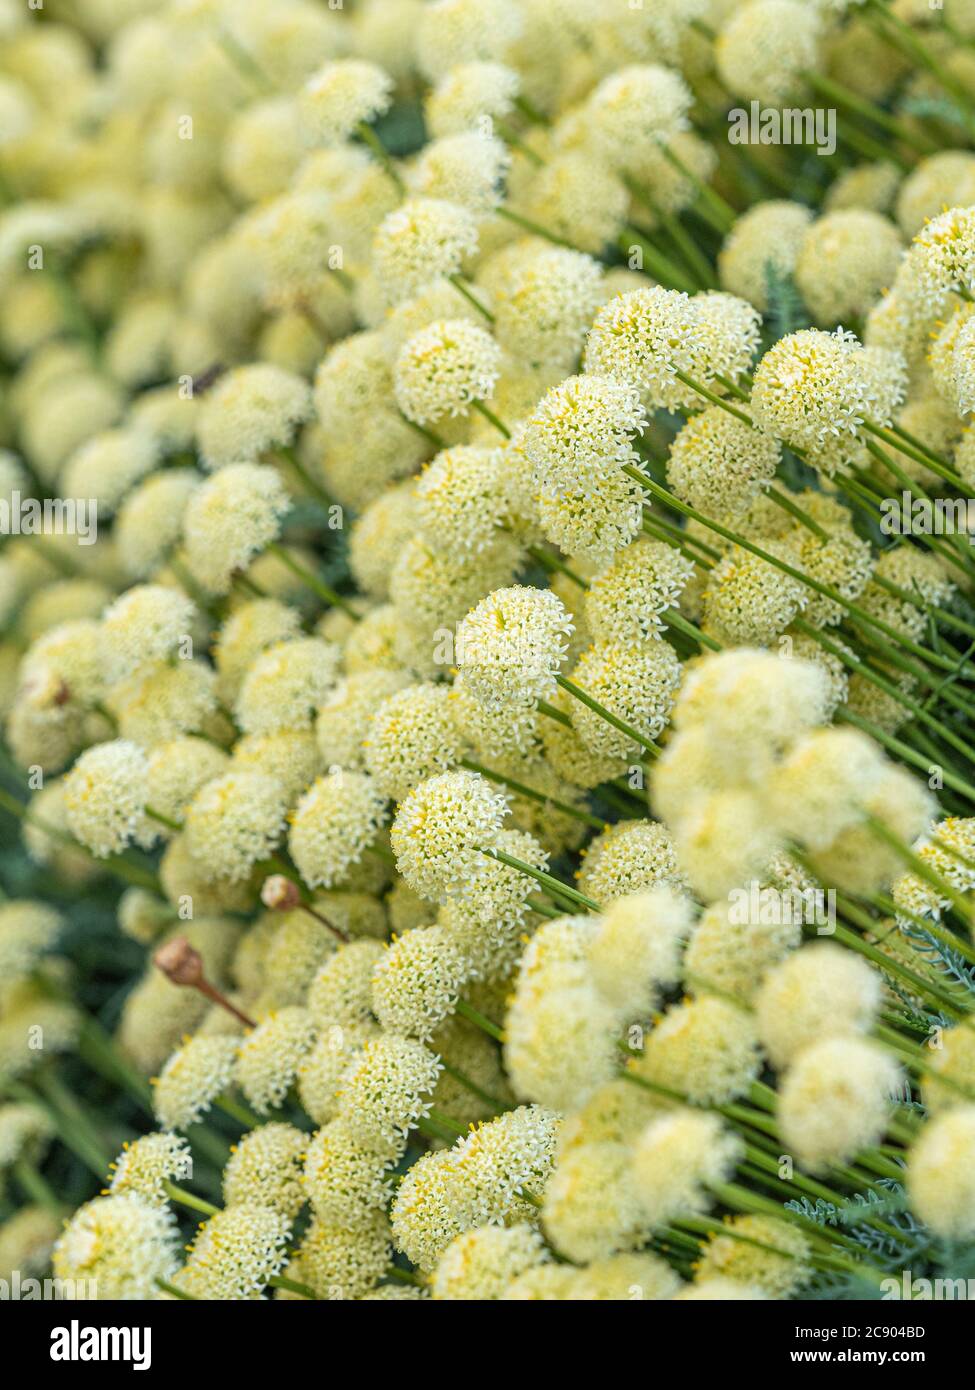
top-left (526, 894), bottom-right (561, 919)
top-left (863, 810), bottom-right (975, 930)
top-left (627, 1070), bottom-right (900, 1225)
top-left (599, 780), bottom-right (650, 817)
top-left (873, 575), bottom-right (975, 646)
top-left (620, 226), bottom-right (699, 294)
top-left (216, 29), bottom-right (275, 94)
top-left (713, 372), bottom-right (752, 403)
top-left (765, 486), bottom-right (830, 540)
top-left (664, 607), bottom-right (722, 652)
top-left (671, 369), bottom-right (754, 425)
top-left (732, 142), bottom-right (797, 199)
top-left (164, 1180), bottom-right (220, 1218)
top-left (356, 121), bottom-right (405, 192)
top-left (47, 261), bottom-right (100, 359)
top-left (706, 1181), bottom-right (888, 1288)
top-left (859, 438), bottom-right (975, 581)
top-left (516, 1186), bottom-right (543, 1209)
top-left (471, 399), bottom-right (511, 439)
top-left (641, 512), bottom-right (721, 562)
top-left (836, 112), bottom-right (911, 169)
top-left (460, 756), bottom-right (607, 831)
top-left (496, 206), bottom-right (580, 250)
top-left (836, 909), bottom-right (967, 1022)
top-left (13, 1157), bottom-right (62, 1213)
top-left (803, 70), bottom-right (938, 156)
top-left (233, 572), bottom-right (269, 599)
top-left (214, 1092), bottom-right (263, 1128)
top-left (146, 805), bottom-right (183, 833)
top-left (536, 697), bottom-right (572, 729)
top-left (658, 1224), bottom-right (705, 1257)
top-left (155, 1277), bottom-right (197, 1300)
top-left (672, 367), bottom-right (975, 590)
top-left (710, 371), bottom-right (975, 583)
top-left (786, 857), bottom-right (969, 1016)
top-left (885, 1115), bottom-right (922, 1149)
top-left (874, 1021), bottom-right (975, 1106)
top-left (448, 273), bottom-right (495, 323)
top-left (513, 93), bottom-right (548, 125)
top-left (275, 443), bottom-right (339, 511)
top-left (658, 144), bottom-right (737, 233)
top-left (902, 726), bottom-right (973, 815)
top-left (630, 468), bottom-right (975, 682)
top-left (33, 982), bottom-right (232, 1171)
top-left (76, 1015), bottom-right (153, 1109)
top-left (31, 1071), bottom-right (110, 1177)
top-left (740, 1147), bottom-right (895, 1221)
top-left (0, 784), bottom-right (163, 892)
top-left (861, 419), bottom-right (967, 489)
top-left (385, 1264), bottom-right (424, 1286)
top-left (416, 1108), bottom-right (467, 1142)
top-left (839, 706), bottom-right (975, 806)
top-left (476, 844), bottom-right (599, 913)
top-left (624, 181), bottom-right (716, 288)
top-left (885, 415), bottom-right (967, 477)
top-left (524, 542), bottom-right (589, 588)
top-left (265, 541), bottom-right (357, 617)
top-left (682, 1208), bottom-right (863, 1273)
top-left (495, 118), bottom-right (545, 164)
top-left (867, 884), bottom-right (975, 969)
top-left (399, 413), bottom-right (445, 449)
top-left (455, 998), bottom-right (506, 1043)
top-left (789, 617), bottom-right (975, 769)
top-left (267, 1274), bottom-right (316, 1298)
top-left (555, 673), bottom-right (660, 755)
top-left (865, 0), bottom-right (975, 136)
top-left (439, 1057), bottom-right (507, 1110)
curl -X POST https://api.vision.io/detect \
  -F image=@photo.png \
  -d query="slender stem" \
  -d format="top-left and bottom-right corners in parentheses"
top-left (0, 785), bottom-right (162, 892)
top-left (455, 997), bottom-right (506, 1043)
top-left (214, 1093), bottom-right (263, 1128)
top-left (860, 420), bottom-right (966, 490)
top-left (460, 757), bottom-right (606, 831)
top-left (416, 1110), bottom-right (465, 1142)
top-left (620, 227), bottom-right (698, 294)
top-left (555, 673), bottom-right (660, 755)
top-left (496, 206), bottom-right (578, 249)
top-left (658, 145), bottom-right (736, 232)
top-left (632, 469), bottom-right (975, 680)
top-left (356, 121), bottom-right (405, 191)
top-left (265, 542), bottom-right (357, 616)
top-left (399, 413), bottom-right (444, 449)
top-left (804, 70), bottom-right (938, 156)
top-left (477, 844), bottom-right (599, 913)
top-left (276, 444), bottom-right (337, 511)
top-left (471, 399), bottom-right (511, 439)
top-left (268, 1273), bottom-right (316, 1298)
top-left (13, 1157), bottom-right (62, 1212)
top-left (439, 1057), bottom-right (506, 1110)
top-left (163, 1180), bottom-right (220, 1218)
top-left (766, 486), bottom-right (830, 540)
top-left (448, 273), bottom-right (495, 323)
top-left (864, 810), bottom-right (975, 930)
top-left (299, 899), bottom-right (352, 944)
top-left (838, 708), bottom-right (975, 807)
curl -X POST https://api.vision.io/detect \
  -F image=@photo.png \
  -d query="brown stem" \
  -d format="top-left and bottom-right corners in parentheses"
top-left (153, 937), bottom-right (256, 1029)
